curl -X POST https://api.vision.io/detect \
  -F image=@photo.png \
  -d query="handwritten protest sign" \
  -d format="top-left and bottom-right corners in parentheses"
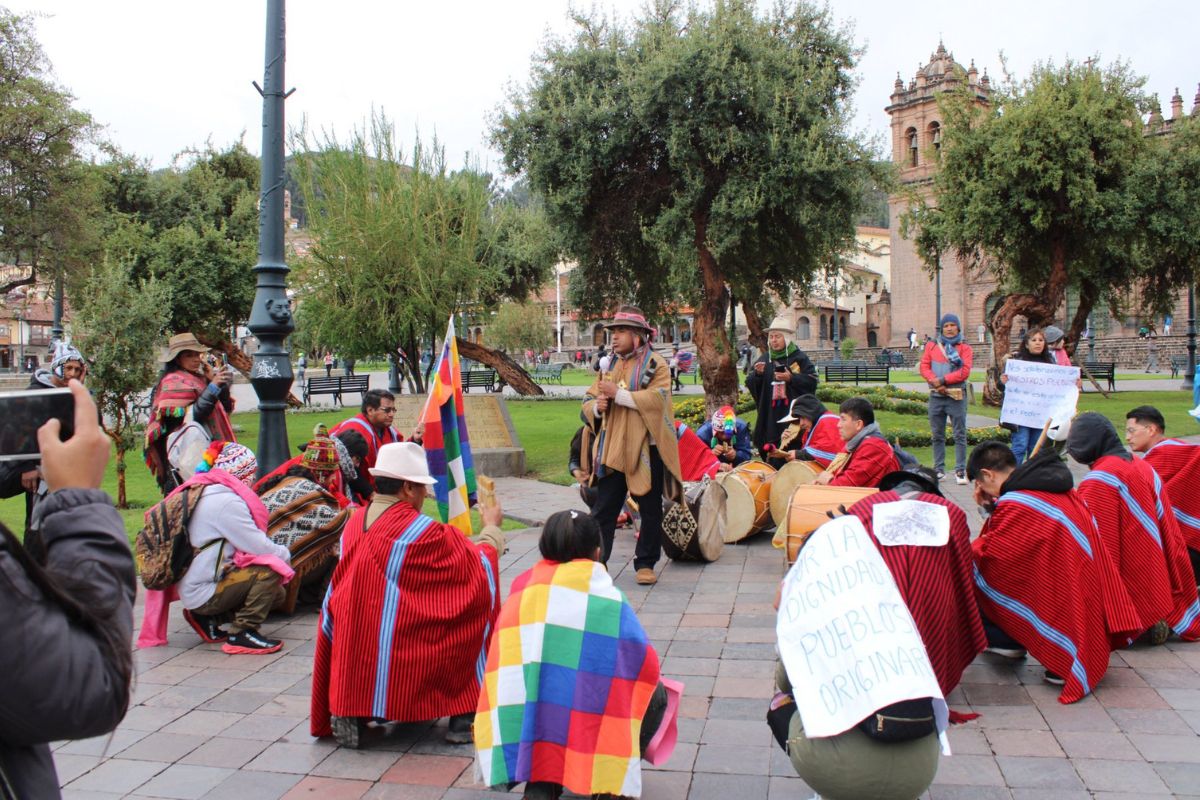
top-left (872, 500), bottom-right (950, 547)
top-left (776, 515), bottom-right (943, 738)
top-left (1000, 359), bottom-right (1080, 429)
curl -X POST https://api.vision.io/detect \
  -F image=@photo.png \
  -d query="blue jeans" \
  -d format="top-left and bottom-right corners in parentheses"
top-left (929, 392), bottom-right (967, 474)
top-left (1010, 425), bottom-right (1041, 465)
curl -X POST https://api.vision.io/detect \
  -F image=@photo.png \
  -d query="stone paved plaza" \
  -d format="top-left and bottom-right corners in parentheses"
top-left (55, 468), bottom-right (1200, 799)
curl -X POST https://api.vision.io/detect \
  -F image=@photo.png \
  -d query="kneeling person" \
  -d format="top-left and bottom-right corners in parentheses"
top-left (311, 443), bottom-right (503, 747)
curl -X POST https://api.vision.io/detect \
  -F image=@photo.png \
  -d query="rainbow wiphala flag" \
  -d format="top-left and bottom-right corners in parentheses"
top-left (422, 316), bottom-right (476, 535)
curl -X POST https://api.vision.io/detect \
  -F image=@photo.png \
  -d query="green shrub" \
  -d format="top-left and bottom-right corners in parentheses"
top-left (885, 425), bottom-right (1011, 447)
top-left (673, 392), bottom-right (755, 427)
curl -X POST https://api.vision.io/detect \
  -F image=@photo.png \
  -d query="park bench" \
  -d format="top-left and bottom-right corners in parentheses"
top-left (1078, 361), bottom-right (1116, 392)
top-left (875, 352), bottom-right (906, 367)
top-left (1169, 354), bottom-right (1193, 379)
top-left (461, 368), bottom-right (499, 393)
top-left (303, 375), bottom-right (370, 406)
top-left (531, 364), bottom-right (566, 384)
top-left (823, 364), bottom-right (891, 385)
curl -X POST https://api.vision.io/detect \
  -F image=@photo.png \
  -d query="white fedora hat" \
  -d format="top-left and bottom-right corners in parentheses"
top-left (369, 442), bottom-right (437, 485)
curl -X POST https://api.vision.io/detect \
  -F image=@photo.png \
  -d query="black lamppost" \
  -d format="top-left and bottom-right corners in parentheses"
top-left (831, 269), bottom-right (840, 362)
top-left (934, 245), bottom-right (942, 334)
top-left (1087, 313), bottom-right (1096, 361)
top-left (1184, 281), bottom-right (1196, 391)
top-left (51, 271), bottom-right (63, 345)
top-left (247, 0), bottom-right (295, 477)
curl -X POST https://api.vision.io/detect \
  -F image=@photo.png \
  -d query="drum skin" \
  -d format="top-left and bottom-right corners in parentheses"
top-left (768, 460), bottom-right (824, 526)
top-left (782, 485), bottom-right (878, 565)
top-left (714, 461), bottom-right (776, 543)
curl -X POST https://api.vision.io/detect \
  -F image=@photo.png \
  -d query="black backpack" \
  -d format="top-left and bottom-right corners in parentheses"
top-left (856, 697), bottom-right (937, 743)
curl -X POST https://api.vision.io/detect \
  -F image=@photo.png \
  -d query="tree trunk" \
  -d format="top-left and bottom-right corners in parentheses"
top-left (741, 302), bottom-right (768, 351)
top-left (456, 338), bottom-right (545, 396)
top-left (1065, 282), bottom-right (1098, 359)
top-left (115, 446), bottom-right (127, 509)
top-left (197, 336), bottom-right (303, 408)
top-left (692, 213), bottom-right (739, 413)
top-left (984, 293), bottom-right (1057, 405)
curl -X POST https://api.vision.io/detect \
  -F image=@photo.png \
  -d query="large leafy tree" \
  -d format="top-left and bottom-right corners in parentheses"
top-left (486, 301), bottom-right (552, 355)
top-left (493, 0), bottom-right (882, 407)
top-left (906, 59), bottom-right (1157, 399)
top-left (0, 7), bottom-right (96, 293)
top-left (290, 112), bottom-right (557, 394)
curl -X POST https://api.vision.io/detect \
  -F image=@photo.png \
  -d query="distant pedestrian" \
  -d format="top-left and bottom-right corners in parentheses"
top-left (1145, 332), bottom-right (1159, 373)
top-left (343, 357), bottom-right (355, 376)
top-left (324, 352), bottom-right (334, 377)
top-left (297, 352), bottom-right (307, 385)
top-left (908, 327), bottom-right (918, 349)
top-left (977, 323), bottom-right (986, 344)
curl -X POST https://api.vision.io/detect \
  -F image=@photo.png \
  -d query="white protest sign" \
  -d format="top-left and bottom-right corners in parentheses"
top-left (1000, 360), bottom-right (1080, 429)
top-left (872, 500), bottom-right (950, 547)
top-left (776, 515), bottom-right (943, 738)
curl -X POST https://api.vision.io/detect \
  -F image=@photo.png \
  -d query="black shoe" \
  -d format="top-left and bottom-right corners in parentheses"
top-left (183, 609), bottom-right (229, 644)
top-left (446, 712), bottom-right (473, 744)
top-left (332, 715), bottom-right (366, 749)
top-left (221, 628), bottom-right (283, 655)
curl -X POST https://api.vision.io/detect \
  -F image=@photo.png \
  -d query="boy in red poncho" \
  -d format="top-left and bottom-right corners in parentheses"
top-left (967, 443), bottom-right (1142, 703)
top-left (1068, 413), bottom-right (1200, 642)
top-left (1126, 405), bottom-right (1200, 585)
top-left (813, 397), bottom-right (899, 488)
top-left (311, 443), bottom-right (503, 748)
top-left (845, 467), bottom-right (986, 697)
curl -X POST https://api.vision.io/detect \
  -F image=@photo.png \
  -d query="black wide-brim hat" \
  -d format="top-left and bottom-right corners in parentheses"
top-left (877, 468), bottom-right (943, 498)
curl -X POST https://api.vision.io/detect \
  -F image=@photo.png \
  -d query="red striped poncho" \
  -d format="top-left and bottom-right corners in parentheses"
top-left (330, 413), bottom-right (403, 470)
top-left (1078, 456), bottom-right (1200, 641)
top-left (847, 491), bottom-right (986, 696)
top-left (801, 414), bottom-right (843, 468)
top-left (973, 488), bottom-right (1140, 703)
top-left (143, 369), bottom-right (235, 487)
top-left (310, 501), bottom-right (500, 736)
top-left (830, 436), bottom-right (899, 487)
top-left (1143, 438), bottom-right (1200, 552)
top-left (674, 422), bottom-right (721, 481)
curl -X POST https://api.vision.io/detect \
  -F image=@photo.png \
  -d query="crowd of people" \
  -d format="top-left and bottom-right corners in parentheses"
top-left (6, 312), bottom-right (1199, 800)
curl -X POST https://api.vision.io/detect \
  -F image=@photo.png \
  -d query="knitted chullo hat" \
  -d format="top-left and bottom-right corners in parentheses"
top-left (302, 424), bottom-right (340, 473)
top-left (196, 441), bottom-right (258, 486)
top-left (710, 405), bottom-right (736, 444)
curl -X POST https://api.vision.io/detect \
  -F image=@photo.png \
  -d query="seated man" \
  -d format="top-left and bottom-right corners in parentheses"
top-left (813, 398), bottom-right (899, 487)
top-left (311, 442), bottom-right (504, 748)
top-left (968, 443), bottom-right (1142, 701)
top-left (254, 427), bottom-right (371, 507)
top-left (695, 406), bottom-right (752, 468)
top-left (178, 442), bottom-right (293, 655)
top-left (1068, 413), bottom-right (1200, 642)
top-left (845, 467), bottom-right (986, 699)
top-left (475, 510), bottom-right (668, 800)
top-left (770, 395), bottom-right (842, 468)
top-left (330, 389), bottom-right (423, 477)
top-left (257, 427), bottom-right (352, 606)
top-left (1126, 405), bottom-right (1200, 584)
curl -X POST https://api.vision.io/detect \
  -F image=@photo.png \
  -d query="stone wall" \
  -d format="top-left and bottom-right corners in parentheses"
top-left (1073, 335), bottom-right (1198, 371)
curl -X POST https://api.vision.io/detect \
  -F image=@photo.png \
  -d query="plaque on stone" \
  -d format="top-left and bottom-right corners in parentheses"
top-left (393, 394), bottom-right (525, 477)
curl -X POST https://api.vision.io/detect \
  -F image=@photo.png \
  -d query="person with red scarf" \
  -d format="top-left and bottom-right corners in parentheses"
top-left (813, 398), bottom-right (899, 488)
top-left (845, 467), bottom-right (986, 698)
top-left (144, 333), bottom-right (236, 495)
top-left (771, 395), bottom-right (843, 468)
top-left (1126, 405), bottom-right (1200, 585)
top-left (967, 443), bottom-right (1142, 702)
top-left (311, 443), bottom-right (503, 748)
top-left (1068, 413), bottom-right (1200, 642)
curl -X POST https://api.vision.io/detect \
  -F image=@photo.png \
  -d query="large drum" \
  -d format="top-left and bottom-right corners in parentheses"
top-left (661, 478), bottom-right (725, 562)
top-left (714, 461), bottom-right (776, 543)
top-left (776, 485), bottom-right (878, 565)
top-left (768, 460), bottom-right (825, 527)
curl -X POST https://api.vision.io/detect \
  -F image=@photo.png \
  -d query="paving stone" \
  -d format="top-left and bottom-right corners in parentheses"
top-left (1155, 687), bottom-right (1200, 710)
top-left (1072, 758), bottom-right (1172, 794)
top-left (244, 741), bottom-right (337, 774)
top-left (362, 785), bottom-right (446, 800)
top-left (973, 705), bottom-right (1050, 731)
top-left (379, 753), bottom-right (472, 786)
top-left (199, 769), bottom-right (301, 799)
top-left (141, 685), bottom-right (224, 710)
top-left (61, 790), bottom-right (126, 799)
top-left (707, 697), bottom-right (765, 721)
top-left (1039, 703), bottom-right (1117, 733)
top-left (119, 705), bottom-right (191, 732)
top-left (57, 728), bottom-right (148, 757)
top-left (693, 743), bottom-right (770, 775)
top-left (1053, 730), bottom-right (1143, 761)
top-left (199, 688), bottom-right (278, 714)
top-left (1007, 791), bottom-right (1090, 800)
top-left (700, 718), bottom-right (771, 745)
top-left (310, 749), bottom-right (403, 781)
top-left (1095, 686), bottom-right (1172, 709)
top-left (137, 665), bottom-right (204, 686)
top-left (219, 712), bottom-right (302, 741)
top-left (666, 640), bottom-right (724, 658)
top-left (648, 741), bottom-right (699, 772)
top-left (930, 753), bottom-right (1006, 786)
top-left (1108, 707), bottom-right (1195, 736)
top-left (995, 756), bottom-right (1085, 790)
top-left (132, 764), bottom-right (235, 799)
top-left (944, 725), bottom-right (990, 756)
top-left (179, 737), bottom-right (270, 769)
top-left (686, 772), bottom-right (768, 800)
top-left (161, 710), bottom-right (245, 737)
top-left (661, 657), bottom-right (720, 676)
top-left (721, 643), bottom-right (776, 660)
top-left (1151, 761), bottom-right (1200, 794)
top-left (643, 769), bottom-right (692, 799)
top-left (279, 775), bottom-right (372, 799)
top-left (984, 729), bottom-right (1064, 758)
top-left (53, 753), bottom-right (103, 785)
top-left (118, 733), bottom-right (207, 763)
top-left (66, 758), bottom-right (166, 795)
top-left (963, 684), bottom-right (1035, 706)
top-left (1127, 732), bottom-right (1200, 763)
top-left (928, 787), bottom-right (1012, 799)
top-left (723, 628), bottom-right (778, 643)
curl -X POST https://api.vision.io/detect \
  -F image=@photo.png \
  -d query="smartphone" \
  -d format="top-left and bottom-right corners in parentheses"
top-left (0, 387), bottom-right (74, 461)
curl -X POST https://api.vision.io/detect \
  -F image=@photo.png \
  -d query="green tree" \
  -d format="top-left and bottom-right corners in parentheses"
top-left (72, 260), bottom-right (168, 508)
top-left (486, 301), bottom-right (552, 354)
top-left (0, 8), bottom-right (97, 293)
top-left (905, 59), bottom-right (1152, 400)
top-left (291, 111), bottom-right (556, 394)
top-left (492, 0), bottom-right (883, 408)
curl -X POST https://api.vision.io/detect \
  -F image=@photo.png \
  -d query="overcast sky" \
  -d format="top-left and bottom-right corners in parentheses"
top-left (25, 0), bottom-right (1200, 171)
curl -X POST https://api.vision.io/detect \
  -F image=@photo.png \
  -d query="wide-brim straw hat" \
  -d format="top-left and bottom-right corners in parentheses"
top-left (604, 307), bottom-right (655, 334)
top-left (370, 442), bottom-right (437, 485)
top-left (161, 332), bottom-right (210, 363)
top-left (765, 316), bottom-right (793, 334)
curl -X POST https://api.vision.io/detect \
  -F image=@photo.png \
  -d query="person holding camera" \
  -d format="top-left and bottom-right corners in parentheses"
top-left (144, 333), bottom-right (236, 495)
top-left (745, 317), bottom-right (818, 454)
top-left (0, 380), bottom-right (136, 797)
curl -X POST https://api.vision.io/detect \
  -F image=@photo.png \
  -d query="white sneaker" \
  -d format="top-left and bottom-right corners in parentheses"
top-left (984, 646), bottom-right (1027, 659)
top-left (955, 472), bottom-right (968, 485)
top-left (1189, 405), bottom-right (1200, 419)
